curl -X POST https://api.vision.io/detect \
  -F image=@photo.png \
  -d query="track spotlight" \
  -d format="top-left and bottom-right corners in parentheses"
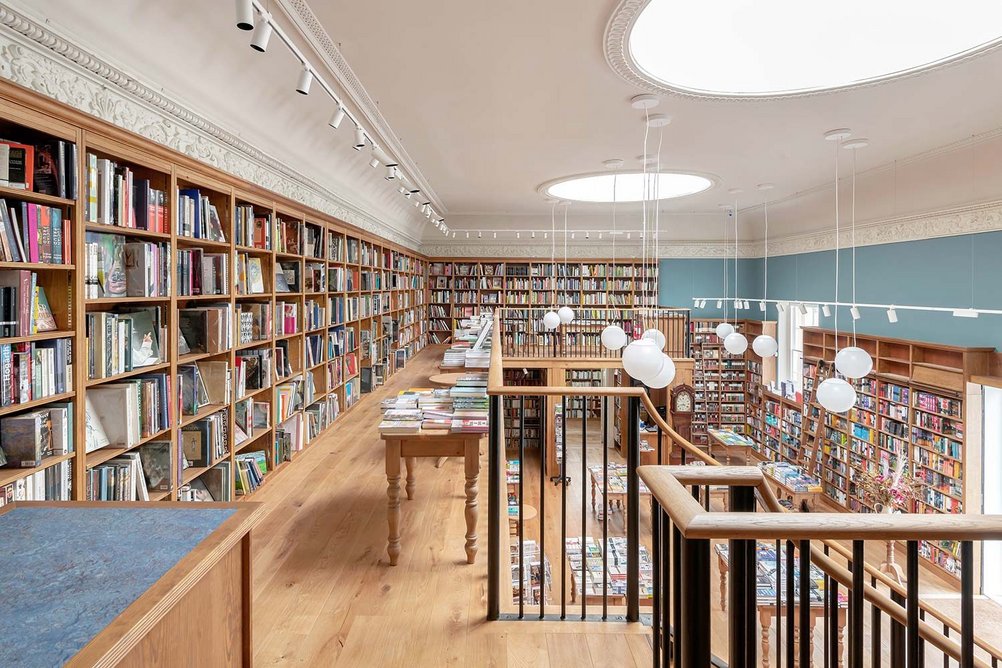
top-left (798, 302), bottom-right (808, 315)
top-left (850, 306), bottom-right (861, 320)
top-left (466, 232), bottom-right (469, 239)
top-left (493, 232), bottom-right (497, 239)
top-left (821, 304), bottom-right (831, 317)
top-left (544, 232), bottom-right (547, 239)
top-left (887, 307), bottom-right (898, 323)
top-left (236, 0), bottom-right (254, 30)
top-left (353, 127), bottom-right (366, 150)
top-left (531, 231), bottom-right (536, 239)
top-left (398, 186), bottom-right (407, 195)
top-left (409, 189), bottom-right (420, 199)
top-left (517, 232), bottom-right (520, 239)
top-left (953, 308), bottom-right (979, 318)
top-left (585, 232), bottom-right (590, 240)
top-left (627, 232), bottom-right (631, 240)
top-left (478, 231), bottom-right (482, 239)
top-left (776, 302), bottom-right (786, 312)
top-left (734, 299), bottom-right (742, 310)
top-left (328, 106), bottom-right (346, 129)
top-left (759, 301), bottom-right (766, 311)
top-left (599, 233), bottom-right (603, 240)
top-left (385, 164), bottom-right (398, 180)
top-left (413, 199), bottom-right (421, 208)
top-left (452, 232), bottom-right (456, 238)
top-left (296, 66), bottom-right (313, 95)
top-left (250, 18), bottom-right (273, 52)
top-left (369, 158), bottom-right (380, 169)
top-left (716, 300), bottom-right (723, 309)
top-left (571, 233), bottom-right (575, 239)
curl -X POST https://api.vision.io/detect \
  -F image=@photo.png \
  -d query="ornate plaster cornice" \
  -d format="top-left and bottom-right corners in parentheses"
top-left (604, 0), bottom-right (1002, 101)
top-left (0, 2), bottom-right (421, 250)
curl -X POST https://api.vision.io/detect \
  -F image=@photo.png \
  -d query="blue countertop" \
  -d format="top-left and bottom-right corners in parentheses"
top-left (0, 505), bottom-right (236, 667)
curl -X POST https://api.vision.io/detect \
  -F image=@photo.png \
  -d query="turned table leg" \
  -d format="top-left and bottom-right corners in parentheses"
top-left (464, 441), bottom-right (480, 564)
top-left (760, 609), bottom-right (772, 668)
top-left (386, 440), bottom-right (402, 566)
top-left (405, 457), bottom-right (416, 500)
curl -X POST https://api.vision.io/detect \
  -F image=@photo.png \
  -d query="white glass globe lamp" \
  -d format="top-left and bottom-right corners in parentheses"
top-left (642, 328), bottom-right (667, 350)
top-left (558, 306), bottom-right (575, 324)
top-left (723, 332), bottom-right (748, 355)
top-left (817, 377), bottom-right (857, 413)
top-left (622, 338), bottom-right (662, 381)
top-left (645, 355), bottom-right (677, 388)
top-left (715, 322), bottom-right (734, 340)
top-left (752, 334), bottom-right (778, 358)
top-left (834, 346), bottom-right (873, 380)
top-left (600, 325), bottom-right (628, 351)
top-left (542, 311), bottom-right (560, 330)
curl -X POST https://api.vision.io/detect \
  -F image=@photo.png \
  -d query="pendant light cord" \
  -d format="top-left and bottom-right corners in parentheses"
top-left (833, 140), bottom-right (840, 356)
top-left (654, 127), bottom-right (664, 309)
top-left (763, 199), bottom-right (769, 301)
top-left (642, 107), bottom-right (650, 314)
top-left (733, 197), bottom-right (738, 324)
top-left (563, 203), bottom-right (569, 303)
top-left (550, 200), bottom-right (557, 309)
top-left (851, 147), bottom-right (857, 345)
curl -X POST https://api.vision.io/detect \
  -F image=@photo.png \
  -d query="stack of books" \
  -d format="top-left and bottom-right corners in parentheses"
top-left (450, 373), bottom-right (489, 433)
top-left (378, 408), bottom-right (423, 434)
top-left (442, 347), bottom-right (467, 367)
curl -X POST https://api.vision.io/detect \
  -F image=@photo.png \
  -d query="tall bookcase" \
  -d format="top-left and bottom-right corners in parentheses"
top-left (690, 318), bottom-right (750, 445)
top-left (0, 82), bottom-right (428, 505)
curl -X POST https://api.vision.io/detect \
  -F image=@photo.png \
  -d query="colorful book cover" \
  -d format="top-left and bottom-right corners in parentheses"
top-left (34, 285), bottom-right (56, 332)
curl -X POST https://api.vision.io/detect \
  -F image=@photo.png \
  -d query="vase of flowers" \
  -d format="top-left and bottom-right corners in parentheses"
top-left (856, 459), bottom-right (921, 582)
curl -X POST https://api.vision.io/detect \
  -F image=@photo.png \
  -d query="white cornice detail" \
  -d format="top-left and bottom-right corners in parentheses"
top-left (604, 0), bottom-right (1002, 101)
top-left (0, 2), bottom-right (420, 250)
top-left (427, 200), bottom-right (1002, 258)
top-left (278, 0), bottom-right (444, 212)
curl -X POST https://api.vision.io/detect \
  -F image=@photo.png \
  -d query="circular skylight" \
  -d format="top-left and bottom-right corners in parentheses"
top-left (544, 172), bottom-right (712, 203)
top-left (629, 0), bottom-right (1002, 96)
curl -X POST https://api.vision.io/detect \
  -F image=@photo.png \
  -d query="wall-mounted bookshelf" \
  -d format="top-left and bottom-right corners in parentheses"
top-left (690, 318), bottom-right (750, 445)
top-left (0, 83), bottom-right (428, 506)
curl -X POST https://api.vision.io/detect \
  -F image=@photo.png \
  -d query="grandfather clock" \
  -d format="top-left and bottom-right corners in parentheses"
top-left (669, 384), bottom-right (695, 446)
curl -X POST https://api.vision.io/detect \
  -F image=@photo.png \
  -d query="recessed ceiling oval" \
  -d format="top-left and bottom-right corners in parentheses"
top-left (628, 0), bottom-right (1002, 97)
top-left (543, 171), bottom-right (713, 203)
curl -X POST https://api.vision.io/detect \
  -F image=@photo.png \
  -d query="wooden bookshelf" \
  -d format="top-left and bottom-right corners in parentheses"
top-left (689, 318), bottom-right (752, 446)
top-left (742, 325), bottom-right (994, 580)
top-left (0, 80), bottom-right (429, 506)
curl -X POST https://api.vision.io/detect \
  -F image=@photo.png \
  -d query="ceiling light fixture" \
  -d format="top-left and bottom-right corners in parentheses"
top-left (369, 158), bottom-right (380, 169)
top-left (887, 306), bottom-right (898, 323)
top-left (478, 231), bottom-right (482, 239)
top-left (236, 0), bottom-right (254, 31)
top-left (543, 171), bottom-right (712, 203)
top-left (328, 106), bottom-right (346, 129)
top-left (352, 127), bottom-right (366, 150)
top-left (296, 66), bottom-right (313, 95)
top-left (822, 304), bottom-right (831, 317)
top-left (250, 15), bottom-right (273, 52)
top-left (384, 164), bottom-right (398, 180)
top-left (630, 94), bottom-right (660, 109)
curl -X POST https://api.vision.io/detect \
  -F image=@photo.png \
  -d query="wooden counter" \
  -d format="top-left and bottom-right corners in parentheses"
top-left (0, 501), bottom-right (263, 667)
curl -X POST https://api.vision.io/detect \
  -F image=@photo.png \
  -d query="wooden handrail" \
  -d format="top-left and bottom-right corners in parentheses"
top-left (487, 310), bottom-right (1002, 662)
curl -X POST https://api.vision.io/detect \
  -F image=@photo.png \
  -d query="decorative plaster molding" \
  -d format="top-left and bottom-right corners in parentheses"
top-left (427, 200), bottom-right (1002, 258)
top-left (279, 0), bottom-right (444, 211)
top-left (604, 0), bottom-right (1002, 101)
top-left (0, 2), bottom-right (421, 250)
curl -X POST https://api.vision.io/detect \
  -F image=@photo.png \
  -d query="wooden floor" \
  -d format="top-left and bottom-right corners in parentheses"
top-left (250, 346), bottom-right (651, 666)
top-left (248, 344), bottom-right (1002, 666)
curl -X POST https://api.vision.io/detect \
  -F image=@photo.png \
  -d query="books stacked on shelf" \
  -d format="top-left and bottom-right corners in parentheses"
top-left (236, 253), bottom-right (266, 295)
top-left (86, 307), bottom-right (163, 379)
top-left (234, 396), bottom-right (270, 438)
top-left (235, 450), bottom-right (267, 496)
top-left (275, 378), bottom-right (304, 423)
top-left (0, 138), bottom-right (77, 198)
top-left (450, 372), bottom-right (489, 433)
top-left (0, 270), bottom-right (60, 336)
top-left (0, 338), bottom-right (72, 407)
top-left (85, 232), bottom-right (170, 298)
top-left (418, 390), bottom-right (455, 430)
top-left (177, 188), bottom-right (226, 242)
top-left (178, 360), bottom-right (230, 416)
top-left (176, 248), bottom-right (227, 296)
top-left (235, 348), bottom-right (272, 397)
top-left (760, 461), bottom-right (823, 493)
top-left (87, 374), bottom-right (169, 447)
top-left (275, 300), bottom-right (299, 336)
top-left (86, 453), bottom-right (149, 501)
top-left (0, 459), bottom-right (71, 503)
top-left (181, 410), bottom-right (229, 468)
top-left (237, 303), bottom-right (272, 345)
top-left (0, 200), bottom-right (71, 264)
top-left (306, 394), bottom-right (339, 441)
top-left (275, 413), bottom-right (303, 462)
top-left (275, 218), bottom-right (301, 254)
top-left (137, 441), bottom-right (171, 494)
top-left (0, 403), bottom-right (71, 467)
top-left (234, 205), bottom-right (271, 250)
top-left (85, 154), bottom-right (167, 230)
top-left (179, 462), bottom-right (231, 502)
top-left (178, 304), bottom-right (232, 354)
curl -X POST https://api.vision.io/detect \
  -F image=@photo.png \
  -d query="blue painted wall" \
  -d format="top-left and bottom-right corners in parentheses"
top-left (660, 232), bottom-right (1002, 349)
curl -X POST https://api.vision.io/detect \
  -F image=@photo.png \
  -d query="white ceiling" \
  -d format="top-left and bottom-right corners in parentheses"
top-left (13, 0), bottom-right (1002, 250)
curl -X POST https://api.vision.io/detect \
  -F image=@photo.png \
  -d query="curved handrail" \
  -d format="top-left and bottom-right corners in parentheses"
top-left (486, 311), bottom-right (1002, 662)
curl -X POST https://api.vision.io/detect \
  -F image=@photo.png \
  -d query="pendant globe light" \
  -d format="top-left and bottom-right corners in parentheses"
top-left (542, 201), bottom-right (560, 330)
top-left (714, 203), bottom-right (735, 340)
top-left (817, 129), bottom-right (857, 414)
top-left (645, 353), bottom-right (677, 388)
top-left (557, 202), bottom-right (575, 324)
top-left (834, 138), bottom-right (873, 379)
top-left (752, 184), bottom-right (779, 358)
top-left (602, 170), bottom-right (628, 350)
top-left (723, 196), bottom-right (748, 355)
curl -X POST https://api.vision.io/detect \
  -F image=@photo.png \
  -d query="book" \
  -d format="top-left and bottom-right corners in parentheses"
top-left (138, 440), bottom-right (171, 491)
top-left (0, 410), bottom-right (52, 467)
top-left (0, 140), bottom-right (34, 190)
top-left (34, 286), bottom-right (56, 332)
top-left (247, 257), bottom-right (265, 293)
top-left (85, 232), bottom-right (126, 298)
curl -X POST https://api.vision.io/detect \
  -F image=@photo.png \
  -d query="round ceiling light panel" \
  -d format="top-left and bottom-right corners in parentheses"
top-left (628, 0), bottom-right (1002, 97)
top-left (542, 171), bottom-right (713, 203)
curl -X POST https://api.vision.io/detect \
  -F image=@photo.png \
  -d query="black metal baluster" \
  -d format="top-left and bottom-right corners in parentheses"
top-left (487, 394), bottom-right (501, 621)
top-left (823, 545), bottom-right (831, 668)
top-left (681, 537), bottom-right (711, 668)
top-left (560, 394), bottom-right (567, 620)
top-left (728, 486), bottom-right (757, 668)
top-left (518, 395), bottom-right (525, 620)
top-left (907, 541), bottom-right (919, 668)
top-left (801, 540), bottom-right (812, 668)
top-left (627, 394), bottom-right (640, 622)
top-left (890, 587), bottom-right (906, 667)
top-left (918, 610), bottom-right (926, 668)
top-left (787, 540), bottom-right (796, 668)
top-left (602, 396), bottom-right (609, 621)
top-left (941, 623), bottom-right (948, 668)
top-left (673, 523), bottom-right (683, 667)
top-left (961, 541), bottom-right (974, 668)
top-left (581, 399), bottom-right (587, 620)
top-left (539, 394), bottom-right (546, 620)
top-left (850, 541), bottom-right (864, 668)
top-left (662, 508), bottom-right (672, 666)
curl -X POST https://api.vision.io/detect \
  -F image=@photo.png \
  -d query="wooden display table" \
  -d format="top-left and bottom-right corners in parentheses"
top-left (760, 462), bottom-right (824, 511)
top-left (588, 463), bottom-right (651, 519)
top-left (383, 430), bottom-right (484, 566)
top-left (708, 428), bottom-right (755, 464)
top-left (715, 542), bottom-right (846, 667)
top-left (0, 501), bottom-right (262, 667)
top-left (428, 372), bottom-right (465, 386)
